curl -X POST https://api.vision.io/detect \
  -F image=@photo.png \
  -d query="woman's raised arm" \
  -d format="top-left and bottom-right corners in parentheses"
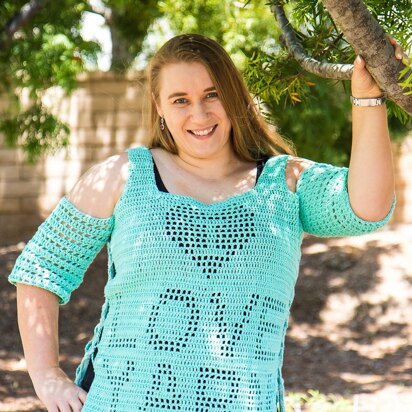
top-left (347, 39), bottom-right (405, 221)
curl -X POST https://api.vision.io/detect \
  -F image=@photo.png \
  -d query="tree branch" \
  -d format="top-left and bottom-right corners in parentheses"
top-left (322, 0), bottom-right (412, 115)
top-left (271, 0), bottom-right (353, 80)
top-left (0, 0), bottom-right (47, 51)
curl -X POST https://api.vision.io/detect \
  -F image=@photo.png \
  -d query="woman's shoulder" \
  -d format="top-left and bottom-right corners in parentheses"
top-left (66, 150), bottom-right (130, 219)
top-left (273, 154), bottom-right (314, 193)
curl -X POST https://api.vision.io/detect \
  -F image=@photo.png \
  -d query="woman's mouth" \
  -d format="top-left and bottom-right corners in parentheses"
top-left (188, 125), bottom-right (217, 139)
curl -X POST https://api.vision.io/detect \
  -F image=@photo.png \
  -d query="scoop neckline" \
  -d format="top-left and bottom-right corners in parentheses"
top-left (141, 146), bottom-right (281, 208)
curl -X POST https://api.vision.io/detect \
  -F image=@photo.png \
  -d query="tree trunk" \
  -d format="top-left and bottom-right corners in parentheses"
top-left (110, 10), bottom-right (135, 74)
top-left (321, 0), bottom-right (412, 115)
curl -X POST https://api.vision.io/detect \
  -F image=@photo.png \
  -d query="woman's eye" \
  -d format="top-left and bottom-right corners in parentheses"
top-left (173, 98), bottom-right (187, 104)
top-left (207, 92), bottom-right (218, 99)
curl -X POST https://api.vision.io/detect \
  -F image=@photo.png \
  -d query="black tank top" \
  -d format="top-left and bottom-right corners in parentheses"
top-left (153, 156), bottom-right (270, 193)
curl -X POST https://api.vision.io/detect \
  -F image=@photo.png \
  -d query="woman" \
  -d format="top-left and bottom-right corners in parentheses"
top-left (9, 34), bottom-right (401, 411)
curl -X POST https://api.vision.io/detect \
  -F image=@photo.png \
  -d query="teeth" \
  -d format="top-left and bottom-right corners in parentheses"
top-left (191, 126), bottom-right (214, 136)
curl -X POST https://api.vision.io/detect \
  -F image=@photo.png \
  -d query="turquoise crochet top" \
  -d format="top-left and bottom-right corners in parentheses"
top-left (9, 146), bottom-right (394, 411)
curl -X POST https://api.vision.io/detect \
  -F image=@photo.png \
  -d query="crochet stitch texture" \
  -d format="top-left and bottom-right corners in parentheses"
top-left (9, 146), bottom-right (394, 411)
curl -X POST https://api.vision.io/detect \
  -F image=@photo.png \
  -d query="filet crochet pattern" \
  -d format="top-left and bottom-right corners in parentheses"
top-left (9, 146), bottom-right (394, 411)
top-left (9, 198), bottom-right (114, 304)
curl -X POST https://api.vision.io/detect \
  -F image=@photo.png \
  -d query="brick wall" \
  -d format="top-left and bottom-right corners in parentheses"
top-left (0, 72), bottom-right (149, 244)
top-left (0, 72), bottom-right (411, 244)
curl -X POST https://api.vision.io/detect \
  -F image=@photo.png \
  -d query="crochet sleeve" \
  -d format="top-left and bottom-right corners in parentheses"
top-left (296, 161), bottom-right (396, 237)
top-left (8, 196), bottom-right (114, 305)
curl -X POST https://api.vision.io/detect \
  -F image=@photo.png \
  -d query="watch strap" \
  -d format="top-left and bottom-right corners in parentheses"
top-left (350, 96), bottom-right (386, 106)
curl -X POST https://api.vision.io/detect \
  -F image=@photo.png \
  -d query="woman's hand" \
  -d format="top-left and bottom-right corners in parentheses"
top-left (30, 367), bottom-right (87, 412)
top-left (347, 36), bottom-right (404, 222)
top-left (351, 36), bottom-right (407, 98)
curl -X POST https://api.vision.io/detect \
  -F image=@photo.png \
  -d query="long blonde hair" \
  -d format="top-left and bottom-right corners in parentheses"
top-left (147, 34), bottom-right (295, 161)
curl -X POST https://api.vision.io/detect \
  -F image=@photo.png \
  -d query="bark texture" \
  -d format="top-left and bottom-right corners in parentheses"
top-left (271, 1), bottom-right (353, 80)
top-left (321, 0), bottom-right (411, 115)
top-left (271, 0), bottom-right (412, 115)
top-left (110, 10), bottom-right (135, 73)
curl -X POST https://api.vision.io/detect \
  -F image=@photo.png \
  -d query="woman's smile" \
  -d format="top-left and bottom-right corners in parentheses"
top-left (155, 61), bottom-right (232, 158)
top-left (188, 125), bottom-right (218, 139)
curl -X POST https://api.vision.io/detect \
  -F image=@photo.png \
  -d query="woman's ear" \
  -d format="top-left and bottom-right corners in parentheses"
top-left (152, 92), bottom-right (163, 117)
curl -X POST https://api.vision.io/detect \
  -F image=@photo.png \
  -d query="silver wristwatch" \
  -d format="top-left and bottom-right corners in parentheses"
top-left (350, 96), bottom-right (386, 106)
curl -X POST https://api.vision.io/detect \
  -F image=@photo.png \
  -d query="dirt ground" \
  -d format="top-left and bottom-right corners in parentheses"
top-left (1, 224), bottom-right (411, 412)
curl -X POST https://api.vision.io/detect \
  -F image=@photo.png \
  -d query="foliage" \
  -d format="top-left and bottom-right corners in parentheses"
top-left (0, 101), bottom-right (70, 164)
top-left (159, 0), bottom-right (279, 69)
top-left (240, 0), bottom-right (412, 162)
top-left (1, 0), bottom-right (411, 163)
top-left (0, 0), bottom-right (160, 162)
top-left (267, 77), bottom-right (353, 165)
top-left (102, 0), bottom-right (161, 72)
top-left (161, 0), bottom-right (411, 163)
top-left (244, 47), bottom-right (409, 164)
top-left (0, 0), bottom-right (99, 162)
top-left (399, 56), bottom-right (412, 96)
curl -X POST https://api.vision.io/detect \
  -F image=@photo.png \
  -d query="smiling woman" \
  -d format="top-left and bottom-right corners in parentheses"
top-left (154, 62), bottom-right (233, 159)
top-left (7, 33), bottom-right (397, 412)
top-left (148, 34), bottom-right (294, 162)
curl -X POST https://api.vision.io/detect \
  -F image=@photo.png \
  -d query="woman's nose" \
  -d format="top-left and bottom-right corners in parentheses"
top-left (190, 102), bottom-right (209, 122)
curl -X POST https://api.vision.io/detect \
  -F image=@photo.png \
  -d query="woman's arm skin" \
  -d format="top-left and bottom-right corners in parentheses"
top-left (348, 85), bottom-right (393, 222)
top-left (348, 38), bottom-right (405, 221)
top-left (16, 153), bottom-right (129, 411)
top-left (17, 284), bottom-right (87, 412)
top-left (66, 152), bottom-right (129, 218)
top-left (286, 38), bottom-right (405, 221)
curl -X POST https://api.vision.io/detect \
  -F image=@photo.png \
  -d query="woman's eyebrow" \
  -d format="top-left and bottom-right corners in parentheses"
top-left (167, 86), bottom-right (216, 100)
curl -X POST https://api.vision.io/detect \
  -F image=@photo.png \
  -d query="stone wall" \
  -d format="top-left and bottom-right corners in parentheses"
top-left (0, 72), bottom-right (149, 244)
top-left (0, 72), bottom-right (411, 244)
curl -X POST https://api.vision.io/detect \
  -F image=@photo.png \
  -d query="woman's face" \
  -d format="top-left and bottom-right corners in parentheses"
top-left (155, 61), bottom-right (233, 159)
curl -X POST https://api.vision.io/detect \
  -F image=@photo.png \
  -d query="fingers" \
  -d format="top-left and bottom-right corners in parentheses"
top-left (56, 403), bottom-right (72, 412)
top-left (78, 388), bottom-right (88, 404)
top-left (34, 368), bottom-right (87, 412)
top-left (388, 36), bottom-right (398, 46)
top-left (351, 54), bottom-right (382, 97)
top-left (354, 55), bottom-right (366, 68)
top-left (357, 36), bottom-right (408, 64)
top-left (388, 36), bottom-right (408, 62)
top-left (55, 394), bottom-right (84, 412)
top-left (45, 386), bottom-right (86, 412)
top-left (68, 396), bottom-right (85, 412)
top-left (63, 387), bottom-right (86, 412)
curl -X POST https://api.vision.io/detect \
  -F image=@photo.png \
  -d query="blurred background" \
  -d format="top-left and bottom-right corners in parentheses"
top-left (0, 1), bottom-right (411, 411)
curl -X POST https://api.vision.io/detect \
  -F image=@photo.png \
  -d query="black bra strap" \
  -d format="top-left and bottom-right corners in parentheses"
top-left (153, 161), bottom-right (169, 193)
top-left (153, 156), bottom-right (270, 194)
top-left (256, 156), bottom-right (269, 181)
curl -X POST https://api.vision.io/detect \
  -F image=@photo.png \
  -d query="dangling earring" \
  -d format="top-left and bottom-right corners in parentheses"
top-left (160, 116), bottom-right (165, 131)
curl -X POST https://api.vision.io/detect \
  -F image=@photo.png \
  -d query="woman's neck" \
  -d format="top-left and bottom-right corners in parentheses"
top-left (170, 146), bottom-right (248, 182)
